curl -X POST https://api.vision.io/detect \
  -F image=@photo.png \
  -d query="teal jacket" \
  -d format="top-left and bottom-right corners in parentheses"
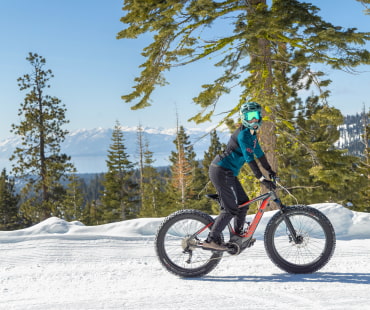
top-left (212, 126), bottom-right (264, 176)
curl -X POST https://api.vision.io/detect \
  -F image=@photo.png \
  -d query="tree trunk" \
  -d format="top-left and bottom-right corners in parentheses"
top-left (248, 0), bottom-right (278, 209)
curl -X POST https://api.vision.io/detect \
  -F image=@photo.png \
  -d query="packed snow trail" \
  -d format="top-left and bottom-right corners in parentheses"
top-left (0, 203), bottom-right (369, 310)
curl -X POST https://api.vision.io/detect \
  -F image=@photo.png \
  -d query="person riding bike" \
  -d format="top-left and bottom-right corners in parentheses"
top-left (203, 102), bottom-right (277, 251)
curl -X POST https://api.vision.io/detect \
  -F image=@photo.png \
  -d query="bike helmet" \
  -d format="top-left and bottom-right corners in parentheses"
top-left (240, 102), bottom-right (262, 130)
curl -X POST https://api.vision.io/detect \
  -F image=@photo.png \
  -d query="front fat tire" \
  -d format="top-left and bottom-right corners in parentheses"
top-left (155, 209), bottom-right (224, 278)
top-left (264, 205), bottom-right (336, 274)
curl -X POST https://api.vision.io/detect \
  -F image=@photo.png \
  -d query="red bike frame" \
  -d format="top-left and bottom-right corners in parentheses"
top-left (193, 189), bottom-right (295, 245)
top-left (237, 192), bottom-right (272, 238)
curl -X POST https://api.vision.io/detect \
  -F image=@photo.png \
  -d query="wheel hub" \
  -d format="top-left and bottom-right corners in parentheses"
top-left (293, 232), bottom-right (309, 248)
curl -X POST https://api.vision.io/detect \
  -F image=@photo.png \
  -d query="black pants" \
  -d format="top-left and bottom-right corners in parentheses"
top-left (208, 164), bottom-right (249, 241)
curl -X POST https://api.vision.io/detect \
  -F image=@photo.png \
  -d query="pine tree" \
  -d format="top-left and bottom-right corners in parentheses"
top-left (275, 96), bottom-right (367, 208)
top-left (118, 0), bottom-right (370, 178)
top-left (0, 169), bottom-right (21, 230)
top-left (136, 124), bottom-right (145, 214)
top-left (102, 121), bottom-right (138, 222)
top-left (62, 174), bottom-right (85, 221)
top-left (86, 174), bottom-right (105, 202)
top-left (307, 106), bottom-right (366, 207)
top-left (164, 124), bottom-right (205, 212)
top-left (168, 125), bottom-right (194, 210)
top-left (356, 108), bottom-right (370, 211)
top-left (202, 130), bottom-right (225, 176)
top-left (136, 124), bottom-right (164, 217)
top-left (10, 53), bottom-right (75, 224)
top-left (82, 200), bottom-right (104, 226)
top-left (167, 124), bottom-right (211, 212)
top-left (139, 139), bottom-right (165, 217)
top-left (356, 0), bottom-right (370, 14)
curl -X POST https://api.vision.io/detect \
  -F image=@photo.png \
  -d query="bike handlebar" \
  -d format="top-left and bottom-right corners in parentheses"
top-left (272, 177), bottom-right (299, 204)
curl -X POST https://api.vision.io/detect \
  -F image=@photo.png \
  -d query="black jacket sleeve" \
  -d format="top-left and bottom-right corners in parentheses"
top-left (258, 155), bottom-right (273, 173)
top-left (248, 160), bottom-right (263, 179)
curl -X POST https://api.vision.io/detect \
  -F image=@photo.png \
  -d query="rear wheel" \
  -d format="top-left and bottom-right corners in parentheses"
top-left (155, 209), bottom-right (224, 277)
top-left (264, 205), bottom-right (336, 274)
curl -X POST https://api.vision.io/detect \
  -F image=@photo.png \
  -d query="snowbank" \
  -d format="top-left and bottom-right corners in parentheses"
top-left (1, 203), bottom-right (370, 310)
top-left (0, 203), bottom-right (369, 242)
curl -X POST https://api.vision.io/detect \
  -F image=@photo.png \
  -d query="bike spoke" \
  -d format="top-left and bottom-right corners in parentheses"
top-left (273, 213), bottom-right (327, 266)
top-left (163, 219), bottom-right (215, 269)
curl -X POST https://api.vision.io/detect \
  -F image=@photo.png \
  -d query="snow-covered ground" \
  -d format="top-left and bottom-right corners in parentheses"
top-left (1, 203), bottom-right (370, 310)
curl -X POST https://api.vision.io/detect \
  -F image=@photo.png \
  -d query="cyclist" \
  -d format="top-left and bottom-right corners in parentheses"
top-left (203, 102), bottom-right (276, 251)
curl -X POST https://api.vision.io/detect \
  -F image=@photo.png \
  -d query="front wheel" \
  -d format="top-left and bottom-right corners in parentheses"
top-left (264, 205), bottom-right (336, 274)
top-left (155, 209), bottom-right (224, 277)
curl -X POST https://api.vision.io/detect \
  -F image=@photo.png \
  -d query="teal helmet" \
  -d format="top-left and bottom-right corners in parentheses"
top-left (240, 102), bottom-right (262, 130)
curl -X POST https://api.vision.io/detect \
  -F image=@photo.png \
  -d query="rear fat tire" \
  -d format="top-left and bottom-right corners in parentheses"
top-left (264, 205), bottom-right (336, 274)
top-left (155, 209), bottom-right (224, 277)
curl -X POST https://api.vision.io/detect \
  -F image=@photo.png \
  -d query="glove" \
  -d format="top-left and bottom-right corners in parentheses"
top-left (261, 179), bottom-right (276, 191)
top-left (268, 170), bottom-right (276, 181)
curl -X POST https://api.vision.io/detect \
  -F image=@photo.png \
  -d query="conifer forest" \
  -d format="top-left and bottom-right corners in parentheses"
top-left (1, 1), bottom-right (370, 230)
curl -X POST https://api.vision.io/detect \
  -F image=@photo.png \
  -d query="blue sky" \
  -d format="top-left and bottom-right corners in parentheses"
top-left (0, 0), bottom-right (369, 141)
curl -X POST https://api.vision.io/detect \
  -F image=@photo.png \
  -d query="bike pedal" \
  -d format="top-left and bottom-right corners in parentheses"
top-left (248, 238), bottom-right (256, 247)
top-left (239, 237), bottom-right (256, 251)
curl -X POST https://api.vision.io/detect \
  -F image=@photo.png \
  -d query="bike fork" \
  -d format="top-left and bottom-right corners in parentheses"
top-left (279, 204), bottom-right (301, 244)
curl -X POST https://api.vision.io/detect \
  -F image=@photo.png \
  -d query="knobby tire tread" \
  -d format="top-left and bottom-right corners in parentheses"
top-left (264, 205), bottom-right (336, 274)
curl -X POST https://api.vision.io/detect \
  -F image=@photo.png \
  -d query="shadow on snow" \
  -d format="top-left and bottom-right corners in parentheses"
top-left (186, 272), bottom-right (370, 285)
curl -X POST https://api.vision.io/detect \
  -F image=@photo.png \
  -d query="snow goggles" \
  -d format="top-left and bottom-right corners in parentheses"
top-left (244, 110), bottom-right (261, 121)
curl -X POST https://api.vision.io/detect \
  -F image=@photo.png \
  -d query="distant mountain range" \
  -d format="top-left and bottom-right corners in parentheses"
top-left (0, 126), bottom-right (230, 173)
top-left (0, 113), bottom-right (367, 174)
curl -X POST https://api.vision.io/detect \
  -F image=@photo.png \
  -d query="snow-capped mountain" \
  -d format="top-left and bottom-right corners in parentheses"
top-left (0, 126), bottom-right (229, 173)
top-left (1, 113), bottom-right (367, 174)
